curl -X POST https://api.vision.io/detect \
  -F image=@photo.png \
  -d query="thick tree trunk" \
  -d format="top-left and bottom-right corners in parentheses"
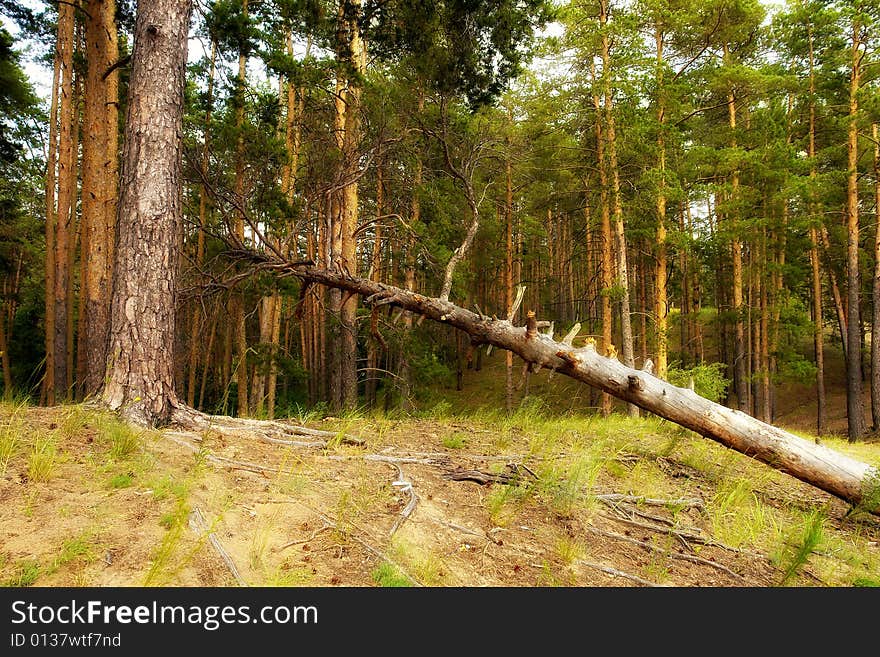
top-left (233, 255), bottom-right (880, 513)
top-left (101, 0), bottom-right (193, 426)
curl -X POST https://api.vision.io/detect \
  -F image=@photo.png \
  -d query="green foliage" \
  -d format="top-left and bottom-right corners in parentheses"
top-left (667, 362), bottom-right (730, 403)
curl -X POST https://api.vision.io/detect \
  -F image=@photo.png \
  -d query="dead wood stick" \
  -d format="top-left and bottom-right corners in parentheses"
top-left (576, 559), bottom-right (665, 587)
top-left (598, 512), bottom-right (730, 551)
top-left (595, 493), bottom-right (706, 511)
top-left (189, 507), bottom-right (247, 586)
top-left (389, 462), bottom-right (418, 536)
top-left (584, 526), bottom-right (744, 580)
top-left (277, 525), bottom-right (333, 551)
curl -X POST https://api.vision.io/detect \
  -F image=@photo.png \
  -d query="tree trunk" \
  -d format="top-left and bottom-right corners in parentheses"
top-left (43, 44), bottom-right (61, 406)
top-left (239, 256), bottom-right (880, 514)
top-left (505, 128), bottom-right (515, 413)
top-left (818, 223), bottom-right (848, 358)
top-left (591, 60), bottom-right (613, 417)
top-left (187, 39), bottom-right (215, 408)
top-left (233, 0), bottom-right (250, 417)
top-left (0, 301), bottom-right (11, 394)
top-left (53, 0), bottom-right (77, 403)
top-left (845, 19), bottom-right (866, 441)
top-left (807, 23), bottom-right (826, 436)
top-left (365, 157), bottom-right (384, 408)
top-left (725, 45), bottom-right (748, 414)
top-left (80, 0), bottom-right (119, 396)
top-left (654, 23), bottom-right (668, 380)
top-left (871, 123), bottom-right (880, 430)
top-left (600, 0), bottom-right (636, 418)
top-left (101, 0), bottom-right (193, 426)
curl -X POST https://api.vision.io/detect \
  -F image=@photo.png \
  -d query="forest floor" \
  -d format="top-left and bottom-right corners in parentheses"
top-left (1, 351), bottom-right (879, 588)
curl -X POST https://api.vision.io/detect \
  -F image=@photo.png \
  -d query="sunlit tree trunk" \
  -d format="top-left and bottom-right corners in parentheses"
top-left (654, 22), bottom-right (668, 380)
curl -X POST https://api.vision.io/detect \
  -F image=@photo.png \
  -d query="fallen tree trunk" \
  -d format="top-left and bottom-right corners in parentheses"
top-left (230, 253), bottom-right (880, 514)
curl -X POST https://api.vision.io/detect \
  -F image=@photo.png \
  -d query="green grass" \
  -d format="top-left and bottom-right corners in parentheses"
top-left (708, 477), bottom-right (773, 548)
top-left (95, 414), bottom-right (142, 460)
top-left (27, 432), bottom-right (58, 482)
top-left (144, 495), bottom-right (191, 586)
top-left (441, 433), bottom-right (467, 449)
top-left (371, 562), bottom-right (413, 587)
top-left (109, 473), bottom-right (133, 489)
top-left (772, 509), bottom-right (826, 585)
top-left (0, 408), bottom-right (24, 475)
top-left (4, 558), bottom-right (40, 586)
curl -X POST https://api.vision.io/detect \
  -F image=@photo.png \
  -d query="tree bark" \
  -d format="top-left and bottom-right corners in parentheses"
top-left (186, 39), bottom-right (215, 409)
top-left (591, 60), bottom-right (613, 417)
top-left (724, 44), bottom-right (748, 415)
top-left (600, 0), bottom-right (636, 418)
top-left (232, 0), bottom-right (249, 417)
top-left (101, 0), bottom-right (193, 426)
top-left (234, 254), bottom-right (880, 514)
top-left (80, 0), bottom-right (119, 396)
top-left (871, 123), bottom-right (880, 430)
top-left (53, 0), bottom-right (76, 402)
top-left (654, 23), bottom-right (668, 381)
top-left (43, 42), bottom-right (61, 406)
top-left (845, 18), bottom-right (866, 441)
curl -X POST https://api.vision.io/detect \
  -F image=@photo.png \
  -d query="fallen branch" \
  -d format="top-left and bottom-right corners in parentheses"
top-left (225, 258), bottom-right (879, 515)
top-left (584, 526), bottom-right (745, 580)
top-left (576, 559), bottom-right (664, 587)
top-left (189, 507), bottom-right (247, 586)
top-left (594, 493), bottom-right (706, 512)
top-left (389, 462), bottom-right (418, 536)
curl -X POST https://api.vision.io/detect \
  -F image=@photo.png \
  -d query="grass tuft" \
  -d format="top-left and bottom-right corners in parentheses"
top-left (27, 432), bottom-right (57, 482)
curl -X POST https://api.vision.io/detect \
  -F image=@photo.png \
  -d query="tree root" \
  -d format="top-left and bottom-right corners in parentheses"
top-left (170, 404), bottom-right (364, 446)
